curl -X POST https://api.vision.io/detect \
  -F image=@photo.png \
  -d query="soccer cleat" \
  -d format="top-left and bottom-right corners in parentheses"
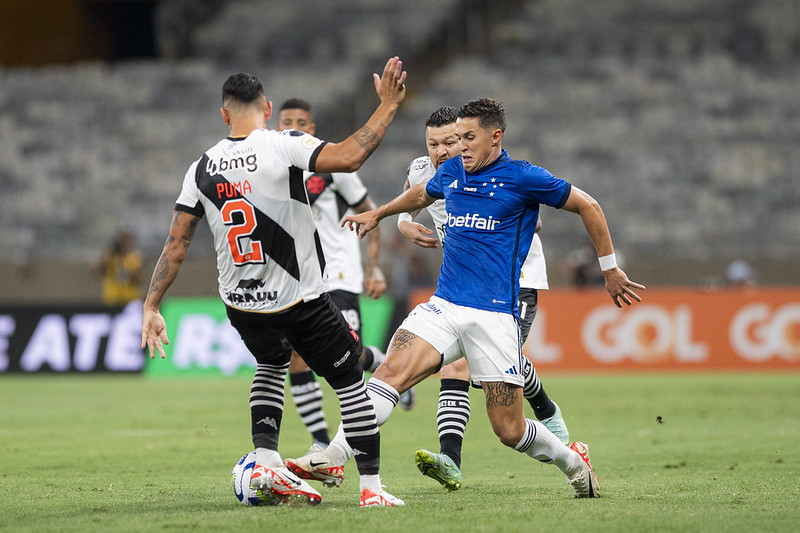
top-left (284, 451), bottom-right (345, 488)
top-left (540, 402), bottom-right (570, 445)
top-left (249, 465), bottom-right (322, 506)
top-left (567, 441), bottom-right (599, 498)
top-left (360, 488), bottom-right (405, 507)
top-left (305, 441), bottom-right (327, 456)
top-left (398, 387), bottom-right (416, 411)
top-left (414, 449), bottom-right (462, 492)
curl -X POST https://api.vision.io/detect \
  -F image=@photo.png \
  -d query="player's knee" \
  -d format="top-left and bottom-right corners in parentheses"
top-left (372, 357), bottom-right (406, 390)
top-left (491, 420), bottom-right (526, 447)
top-left (496, 429), bottom-right (524, 448)
top-left (322, 360), bottom-right (363, 390)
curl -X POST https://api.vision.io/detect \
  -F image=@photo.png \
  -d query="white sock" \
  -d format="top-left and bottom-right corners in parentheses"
top-left (255, 447), bottom-right (282, 468)
top-left (324, 424), bottom-right (353, 465)
top-left (359, 473), bottom-right (382, 493)
top-left (323, 377), bottom-right (399, 466)
top-left (516, 419), bottom-right (582, 475)
top-left (366, 377), bottom-right (399, 425)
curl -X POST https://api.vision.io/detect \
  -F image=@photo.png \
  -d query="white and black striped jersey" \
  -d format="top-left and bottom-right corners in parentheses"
top-left (304, 170), bottom-right (368, 294)
top-left (407, 156), bottom-right (449, 243)
top-left (407, 155), bottom-right (549, 290)
top-left (175, 128), bottom-right (329, 312)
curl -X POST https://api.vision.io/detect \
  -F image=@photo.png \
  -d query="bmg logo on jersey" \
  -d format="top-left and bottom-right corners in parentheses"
top-left (206, 153), bottom-right (258, 176)
top-left (446, 212), bottom-right (499, 231)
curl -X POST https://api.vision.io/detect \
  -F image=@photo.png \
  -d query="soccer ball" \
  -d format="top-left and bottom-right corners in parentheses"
top-left (231, 451), bottom-right (274, 506)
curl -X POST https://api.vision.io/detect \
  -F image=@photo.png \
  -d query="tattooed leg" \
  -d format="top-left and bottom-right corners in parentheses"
top-left (482, 381), bottom-right (527, 447)
top-left (372, 328), bottom-right (442, 394)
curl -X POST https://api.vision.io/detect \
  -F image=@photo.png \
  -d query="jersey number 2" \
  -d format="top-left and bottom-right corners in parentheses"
top-left (221, 199), bottom-right (265, 265)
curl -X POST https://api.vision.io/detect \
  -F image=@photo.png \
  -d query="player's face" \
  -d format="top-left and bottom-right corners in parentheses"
top-left (455, 117), bottom-right (501, 173)
top-left (425, 123), bottom-right (459, 169)
top-left (277, 108), bottom-right (316, 135)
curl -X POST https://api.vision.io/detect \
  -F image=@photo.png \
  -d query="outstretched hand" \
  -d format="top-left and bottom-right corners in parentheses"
top-left (603, 268), bottom-right (646, 308)
top-left (141, 307), bottom-right (169, 359)
top-left (342, 209), bottom-right (381, 239)
top-left (373, 57), bottom-right (407, 107)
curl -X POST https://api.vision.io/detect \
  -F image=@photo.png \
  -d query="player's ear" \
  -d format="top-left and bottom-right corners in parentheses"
top-left (220, 106), bottom-right (231, 127)
top-left (491, 128), bottom-right (503, 147)
top-left (264, 100), bottom-right (273, 121)
top-left (308, 121), bottom-right (316, 136)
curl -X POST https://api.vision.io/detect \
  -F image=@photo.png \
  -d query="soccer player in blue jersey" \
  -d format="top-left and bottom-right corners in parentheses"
top-left (397, 105), bottom-right (569, 492)
top-left (287, 98), bottom-right (644, 498)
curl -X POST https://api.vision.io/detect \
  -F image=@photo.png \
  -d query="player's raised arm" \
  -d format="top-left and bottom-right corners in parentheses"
top-left (141, 210), bottom-right (201, 358)
top-left (560, 186), bottom-right (645, 307)
top-left (314, 57), bottom-right (407, 174)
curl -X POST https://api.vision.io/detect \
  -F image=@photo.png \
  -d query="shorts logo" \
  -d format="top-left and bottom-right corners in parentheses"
top-left (333, 350), bottom-right (351, 368)
top-left (504, 366), bottom-right (519, 375)
top-left (421, 302), bottom-right (442, 315)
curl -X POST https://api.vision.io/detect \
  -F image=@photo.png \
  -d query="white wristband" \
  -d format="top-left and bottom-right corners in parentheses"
top-left (397, 212), bottom-right (413, 227)
top-left (598, 253), bottom-right (617, 271)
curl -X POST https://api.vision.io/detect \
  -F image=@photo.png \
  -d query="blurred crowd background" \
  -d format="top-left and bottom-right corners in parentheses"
top-left (1, 0), bottom-right (798, 304)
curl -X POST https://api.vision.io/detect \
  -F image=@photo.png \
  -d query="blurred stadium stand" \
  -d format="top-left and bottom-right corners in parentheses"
top-left (1, 0), bottom-right (798, 303)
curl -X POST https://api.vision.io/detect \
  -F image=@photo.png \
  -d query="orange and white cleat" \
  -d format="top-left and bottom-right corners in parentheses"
top-left (567, 441), bottom-right (599, 498)
top-left (359, 488), bottom-right (405, 507)
top-left (284, 451), bottom-right (345, 488)
top-left (250, 465), bottom-right (322, 506)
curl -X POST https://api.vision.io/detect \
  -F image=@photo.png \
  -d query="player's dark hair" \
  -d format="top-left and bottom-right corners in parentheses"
top-left (458, 98), bottom-right (506, 133)
top-left (425, 106), bottom-right (457, 128)
top-left (280, 98), bottom-right (312, 113)
top-left (221, 73), bottom-right (264, 106)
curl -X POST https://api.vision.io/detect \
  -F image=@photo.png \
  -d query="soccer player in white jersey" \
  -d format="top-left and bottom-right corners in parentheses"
top-left (395, 106), bottom-right (569, 492)
top-left (275, 98), bottom-right (395, 451)
top-left (140, 58), bottom-right (407, 507)
top-left (289, 98), bottom-right (645, 499)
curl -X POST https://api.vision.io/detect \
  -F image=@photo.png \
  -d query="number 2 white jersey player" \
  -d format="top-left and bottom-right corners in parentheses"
top-left (142, 60), bottom-right (409, 507)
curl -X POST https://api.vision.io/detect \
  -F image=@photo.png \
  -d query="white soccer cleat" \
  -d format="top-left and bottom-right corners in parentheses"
top-left (284, 451), bottom-right (345, 488)
top-left (304, 441), bottom-right (328, 456)
top-left (249, 465), bottom-right (322, 506)
top-left (360, 488), bottom-right (405, 507)
top-left (567, 441), bottom-right (599, 498)
top-left (540, 402), bottom-right (570, 445)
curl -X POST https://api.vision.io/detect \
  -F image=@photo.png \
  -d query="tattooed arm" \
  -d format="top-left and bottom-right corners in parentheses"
top-left (141, 210), bottom-right (200, 359)
top-left (314, 57), bottom-right (406, 173)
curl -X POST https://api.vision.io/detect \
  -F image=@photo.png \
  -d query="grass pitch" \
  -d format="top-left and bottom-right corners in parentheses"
top-left (0, 373), bottom-right (798, 532)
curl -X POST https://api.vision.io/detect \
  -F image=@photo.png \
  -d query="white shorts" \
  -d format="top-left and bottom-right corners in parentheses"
top-left (399, 296), bottom-right (524, 386)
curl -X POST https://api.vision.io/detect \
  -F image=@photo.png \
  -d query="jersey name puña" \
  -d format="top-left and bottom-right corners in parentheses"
top-left (175, 128), bottom-right (328, 312)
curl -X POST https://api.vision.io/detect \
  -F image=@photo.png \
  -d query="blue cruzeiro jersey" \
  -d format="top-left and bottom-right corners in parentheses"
top-left (426, 150), bottom-right (571, 315)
